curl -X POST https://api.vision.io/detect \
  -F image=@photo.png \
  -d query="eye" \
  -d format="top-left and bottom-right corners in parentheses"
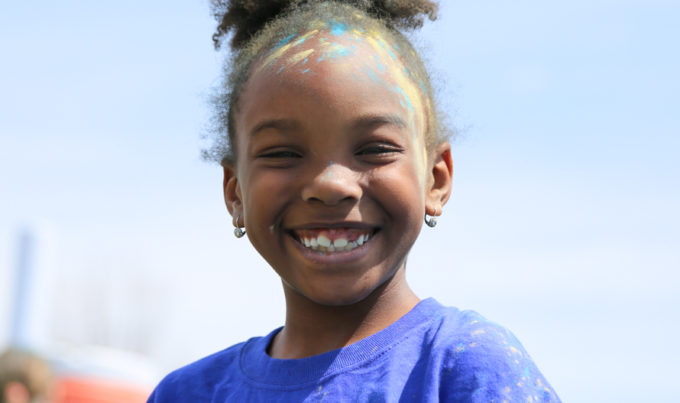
top-left (257, 149), bottom-right (302, 159)
top-left (355, 143), bottom-right (403, 157)
top-left (254, 147), bottom-right (303, 168)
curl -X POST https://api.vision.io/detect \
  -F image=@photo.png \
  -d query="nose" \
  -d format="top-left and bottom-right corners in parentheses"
top-left (301, 161), bottom-right (362, 205)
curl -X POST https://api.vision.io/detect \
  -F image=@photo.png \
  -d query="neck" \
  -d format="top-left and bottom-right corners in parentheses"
top-left (269, 269), bottom-right (419, 359)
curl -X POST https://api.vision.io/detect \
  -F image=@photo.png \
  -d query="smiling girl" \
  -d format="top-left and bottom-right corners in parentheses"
top-left (149, 1), bottom-right (560, 401)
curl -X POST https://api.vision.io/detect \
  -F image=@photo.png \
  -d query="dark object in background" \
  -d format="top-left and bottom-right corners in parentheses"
top-left (0, 347), bottom-right (52, 403)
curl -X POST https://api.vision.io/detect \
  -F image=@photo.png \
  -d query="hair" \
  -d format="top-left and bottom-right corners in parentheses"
top-left (205, 0), bottom-right (446, 166)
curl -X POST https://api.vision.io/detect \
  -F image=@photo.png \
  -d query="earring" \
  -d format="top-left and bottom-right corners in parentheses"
top-left (233, 214), bottom-right (246, 238)
top-left (424, 207), bottom-right (439, 228)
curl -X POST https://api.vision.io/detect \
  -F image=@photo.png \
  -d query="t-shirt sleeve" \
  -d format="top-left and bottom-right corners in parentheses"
top-left (146, 387), bottom-right (158, 403)
top-left (146, 369), bottom-right (206, 403)
top-left (146, 372), bottom-right (179, 403)
top-left (440, 312), bottom-right (561, 403)
top-left (146, 343), bottom-right (245, 403)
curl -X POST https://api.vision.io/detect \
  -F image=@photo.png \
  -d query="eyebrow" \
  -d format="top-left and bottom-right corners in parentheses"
top-left (248, 114), bottom-right (408, 137)
top-left (351, 114), bottom-right (408, 130)
top-left (249, 118), bottom-right (299, 137)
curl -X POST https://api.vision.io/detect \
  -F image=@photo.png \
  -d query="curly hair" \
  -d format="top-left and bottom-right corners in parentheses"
top-left (205, 0), bottom-right (445, 165)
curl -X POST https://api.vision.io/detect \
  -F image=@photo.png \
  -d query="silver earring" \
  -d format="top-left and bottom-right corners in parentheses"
top-left (424, 207), bottom-right (439, 228)
top-left (233, 214), bottom-right (246, 238)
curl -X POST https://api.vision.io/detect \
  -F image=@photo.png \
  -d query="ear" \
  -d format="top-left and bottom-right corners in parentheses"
top-left (223, 165), bottom-right (243, 226)
top-left (425, 141), bottom-right (453, 216)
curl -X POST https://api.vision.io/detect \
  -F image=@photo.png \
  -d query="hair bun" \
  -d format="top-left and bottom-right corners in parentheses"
top-left (357, 0), bottom-right (439, 29)
top-left (211, 0), bottom-right (439, 50)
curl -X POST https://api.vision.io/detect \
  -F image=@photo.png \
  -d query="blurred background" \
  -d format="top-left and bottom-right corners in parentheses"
top-left (1, 0), bottom-right (678, 401)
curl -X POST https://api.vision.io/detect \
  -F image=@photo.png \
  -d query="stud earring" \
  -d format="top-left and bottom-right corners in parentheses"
top-left (233, 214), bottom-right (246, 238)
top-left (424, 207), bottom-right (439, 228)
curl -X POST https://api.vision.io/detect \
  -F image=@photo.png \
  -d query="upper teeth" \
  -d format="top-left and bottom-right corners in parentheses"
top-left (300, 233), bottom-right (371, 253)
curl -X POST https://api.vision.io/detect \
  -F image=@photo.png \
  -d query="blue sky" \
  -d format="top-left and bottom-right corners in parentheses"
top-left (1, 1), bottom-right (679, 401)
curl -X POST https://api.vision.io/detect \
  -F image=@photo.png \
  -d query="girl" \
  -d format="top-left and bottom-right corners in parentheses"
top-left (150, 0), bottom-right (561, 401)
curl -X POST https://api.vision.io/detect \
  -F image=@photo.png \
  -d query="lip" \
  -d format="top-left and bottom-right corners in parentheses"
top-left (285, 225), bottom-right (379, 266)
top-left (286, 221), bottom-right (378, 231)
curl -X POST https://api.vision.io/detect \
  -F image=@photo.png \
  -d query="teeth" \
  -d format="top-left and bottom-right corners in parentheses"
top-left (296, 232), bottom-right (373, 253)
top-left (333, 238), bottom-right (348, 248)
top-left (317, 235), bottom-right (331, 247)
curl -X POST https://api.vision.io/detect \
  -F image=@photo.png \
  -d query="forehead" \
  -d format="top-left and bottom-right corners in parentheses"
top-left (250, 21), bottom-right (426, 126)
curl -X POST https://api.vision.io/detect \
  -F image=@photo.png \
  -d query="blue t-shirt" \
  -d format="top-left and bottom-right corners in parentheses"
top-left (149, 299), bottom-right (560, 402)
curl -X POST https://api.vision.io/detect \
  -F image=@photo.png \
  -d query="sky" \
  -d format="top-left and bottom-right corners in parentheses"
top-left (1, 0), bottom-right (679, 401)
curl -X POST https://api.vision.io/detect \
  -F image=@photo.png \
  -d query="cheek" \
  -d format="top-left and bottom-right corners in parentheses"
top-left (240, 173), bottom-right (288, 259)
top-left (242, 170), bottom-right (288, 217)
top-left (371, 162), bottom-right (426, 219)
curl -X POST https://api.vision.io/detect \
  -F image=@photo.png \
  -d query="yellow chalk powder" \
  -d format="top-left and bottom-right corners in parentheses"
top-left (257, 29), bottom-right (319, 73)
top-left (288, 48), bottom-right (315, 65)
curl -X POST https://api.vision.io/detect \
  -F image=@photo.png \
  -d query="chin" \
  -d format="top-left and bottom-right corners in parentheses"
top-left (298, 280), bottom-right (388, 307)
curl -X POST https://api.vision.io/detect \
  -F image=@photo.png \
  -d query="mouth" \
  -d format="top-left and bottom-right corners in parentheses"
top-left (288, 227), bottom-right (378, 254)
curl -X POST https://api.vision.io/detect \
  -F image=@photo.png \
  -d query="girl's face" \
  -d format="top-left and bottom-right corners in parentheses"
top-left (225, 25), bottom-right (451, 306)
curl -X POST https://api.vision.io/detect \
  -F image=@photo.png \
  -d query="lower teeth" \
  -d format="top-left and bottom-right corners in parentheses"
top-left (310, 242), bottom-right (357, 253)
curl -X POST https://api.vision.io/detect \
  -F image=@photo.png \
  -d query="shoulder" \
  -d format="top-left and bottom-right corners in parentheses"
top-left (147, 341), bottom-right (247, 402)
top-left (426, 307), bottom-right (561, 402)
